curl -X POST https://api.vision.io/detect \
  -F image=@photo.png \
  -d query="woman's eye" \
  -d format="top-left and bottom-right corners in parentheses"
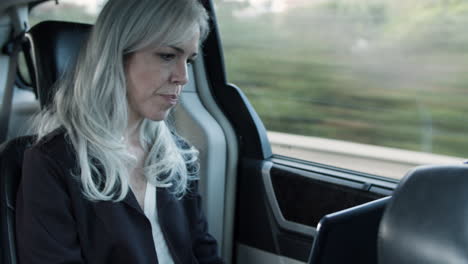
top-left (186, 59), bottom-right (195, 65)
top-left (158, 53), bottom-right (176, 61)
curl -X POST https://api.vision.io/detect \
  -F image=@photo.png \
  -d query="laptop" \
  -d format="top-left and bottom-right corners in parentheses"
top-left (308, 196), bottom-right (391, 264)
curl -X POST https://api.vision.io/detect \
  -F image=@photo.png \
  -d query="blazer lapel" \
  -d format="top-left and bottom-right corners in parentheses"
top-left (122, 188), bottom-right (144, 215)
top-left (156, 187), bottom-right (177, 211)
top-left (156, 187), bottom-right (190, 264)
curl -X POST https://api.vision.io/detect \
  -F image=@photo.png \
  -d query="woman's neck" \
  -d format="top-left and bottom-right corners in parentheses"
top-left (126, 112), bottom-right (147, 211)
top-left (126, 117), bottom-right (143, 147)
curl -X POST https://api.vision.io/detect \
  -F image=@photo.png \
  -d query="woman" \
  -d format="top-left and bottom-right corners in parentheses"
top-left (15, 0), bottom-right (224, 263)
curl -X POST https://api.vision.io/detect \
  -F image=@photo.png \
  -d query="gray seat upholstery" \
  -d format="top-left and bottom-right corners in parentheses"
top-left (28, 20), bottom-right (91, 107)
top-left (0, 21), bottom-right (91, 264)
top-left (308, 196), bottom-right (389, 264)
top-left (378, 165), bottom-right (468, 264)
top-left (0, 136), bottom-right (35, 264)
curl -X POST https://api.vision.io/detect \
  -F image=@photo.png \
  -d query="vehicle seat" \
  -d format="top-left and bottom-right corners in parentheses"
top-left (0, 21), bottom-right (91, 264)
top-left (27, 21), bottom-right (91, 106)
top-left (0, 136), bottom-right (35, 264)
top-left (308, 196), bottom-right (389, 264)
top-left (378, 165), bottom-right (468, 264)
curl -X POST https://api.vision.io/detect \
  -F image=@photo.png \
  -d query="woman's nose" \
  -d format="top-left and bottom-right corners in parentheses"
top-left (171, 60), bottom-right (189, 86)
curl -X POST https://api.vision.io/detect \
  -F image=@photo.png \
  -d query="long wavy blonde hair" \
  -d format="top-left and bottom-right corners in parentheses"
top-left (32, 0), bottom-right (210, 201)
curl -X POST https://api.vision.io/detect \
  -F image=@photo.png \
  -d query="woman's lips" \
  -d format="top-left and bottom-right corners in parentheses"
top-left (159, 94), bottom-right (179, 105)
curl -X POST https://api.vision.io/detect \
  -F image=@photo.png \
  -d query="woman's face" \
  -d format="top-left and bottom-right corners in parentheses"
top-left (125, 30), bottom-right (200, 124)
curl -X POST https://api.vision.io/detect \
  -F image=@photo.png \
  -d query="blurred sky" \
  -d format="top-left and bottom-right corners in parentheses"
top-left (227, 0), bottom-right (319, 17)
top-left (70, 0), bottom-right (313, 16)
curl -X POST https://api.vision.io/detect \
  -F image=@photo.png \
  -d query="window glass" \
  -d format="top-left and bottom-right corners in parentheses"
top-left (215, 0), bottom-right (468, 179)
top-left (29, 0), bottom-right (107, 26)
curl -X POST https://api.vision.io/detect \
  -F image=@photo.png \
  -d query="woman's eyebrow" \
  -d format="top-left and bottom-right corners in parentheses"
top-left (169, 46), bottom-right (198, 57)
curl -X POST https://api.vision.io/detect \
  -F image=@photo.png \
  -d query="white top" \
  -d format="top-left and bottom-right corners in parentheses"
top-left (143, 182), bottom-right (175, 264)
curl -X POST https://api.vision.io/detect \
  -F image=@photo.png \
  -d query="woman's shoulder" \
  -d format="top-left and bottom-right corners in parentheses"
top-left (22, 128), bottom-right (78, 188)
top-left (34, 127), bottom-right (66, 147)
top-left (28, 127), bottom-right (75, 165)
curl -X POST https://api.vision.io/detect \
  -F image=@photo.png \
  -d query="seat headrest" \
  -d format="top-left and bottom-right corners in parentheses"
top-left (27, 21), bottom-right (92, 108)
top-left (378, 165), bottom-right (468, 264)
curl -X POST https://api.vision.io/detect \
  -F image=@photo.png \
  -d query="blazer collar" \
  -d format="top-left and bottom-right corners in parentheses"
top-left (122, 188), bottom-right (144, 214)
top-left (121, 185), bottom-right (177, 215)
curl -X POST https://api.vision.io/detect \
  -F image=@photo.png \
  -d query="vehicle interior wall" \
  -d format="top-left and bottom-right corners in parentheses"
top-left (0, 15), bottom-right (11, 111)
top-left (1, 5), bottom-right (35, 142)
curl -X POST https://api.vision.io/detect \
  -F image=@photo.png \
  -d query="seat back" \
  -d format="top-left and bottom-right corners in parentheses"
top-left (378, 165), bottom-right (468, 264)
top-left (0, 136), bottom-right (35, 264)
top-left (27, 21), bottom-right (91, 107)
top-left (308, 196), bottom-right (390, 264)
top-left (0, 21), bottom-right (91, 264)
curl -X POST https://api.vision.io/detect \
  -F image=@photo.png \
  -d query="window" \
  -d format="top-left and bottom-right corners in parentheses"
top-left (216, 0), bottom-right (468, 179)
top-left (29, 0), bottom-right (107, 26)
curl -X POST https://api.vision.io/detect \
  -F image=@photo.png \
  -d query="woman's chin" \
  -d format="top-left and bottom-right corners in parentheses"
top-left (146, 111), bottom-right (171, 122)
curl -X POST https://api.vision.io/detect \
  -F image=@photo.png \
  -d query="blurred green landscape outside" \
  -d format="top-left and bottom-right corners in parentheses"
top-left (215, 0), bottom-right (468, 158)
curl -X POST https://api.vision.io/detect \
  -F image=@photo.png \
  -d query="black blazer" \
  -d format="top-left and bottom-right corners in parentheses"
top-left (15, 130), bottom-right (224, 264)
